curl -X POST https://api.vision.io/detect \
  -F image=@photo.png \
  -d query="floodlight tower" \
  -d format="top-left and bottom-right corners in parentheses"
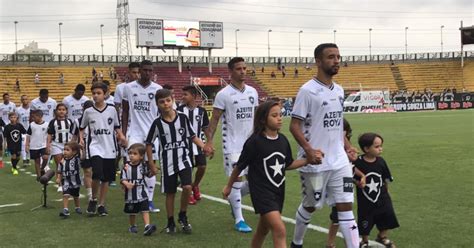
top-left (116, 0), bottom-right (132, 56)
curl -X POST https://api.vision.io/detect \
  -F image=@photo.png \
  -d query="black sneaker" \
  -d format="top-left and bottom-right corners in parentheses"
top-left (128, 225), bottom-right (138, 234)
top-left (162, 223), bottom-right (176, 235)
top-left (178, 216), bottom-right (192, 234)
top-left (59, 208), bottom-right (70, 218)
top-left (143, 224), bottom-right (157, 236)
top-left (75, 207), bottom-right (82, 214)
top-left (86, 200), bottom-right (98, 215)
top-left (97, 205), bottom-right (108, 216)
top-left (291, 242), bottom-right (303, 248)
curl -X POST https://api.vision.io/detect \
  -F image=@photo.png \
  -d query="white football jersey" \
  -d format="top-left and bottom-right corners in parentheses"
top-left (213, 84), bottom-right (258, 154)
top-left (15, 106), bottom-right (30, 130)
top-left (105, 95), bottom-right (115, 106)
top-left (0, 102), bottom-right (16, 124)
top-left (27, 121), bottom-right (49, 150)
top-left (123, 81), bottom-right (162, 139)
top-left (291, 78), bottom-right (349, 173)
top-left (62, 95), bottom-right (89, 120)
top-left (114, 82), bottom-right (127, 105)
top-left (80, 104), bottom-right (120, 159)
top-left (30, 97), bottom-right (57, 123)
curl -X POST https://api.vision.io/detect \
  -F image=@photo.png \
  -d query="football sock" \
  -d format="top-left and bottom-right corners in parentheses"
top-left (240, 181), bottom-right (250, 196)
top-left (293, 204), bottom-right (312, 245)
top-left (145, 176), bottom-right (156, 201)
top-left (229, 181), bottom-right (244, 224)
top-left (86, 188), bottom-right (93, 201)
top-left (11, 158), bottom-right (19, 169)
top-left (338, 211), bottom-right (359, 248)
top-left (168, 216), bottom-right (175, 226)
top-left (179, 211), bottom-right (186, 219)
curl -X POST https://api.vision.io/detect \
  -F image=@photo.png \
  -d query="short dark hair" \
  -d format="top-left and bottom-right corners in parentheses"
top-left (39, 89), bottom-right (48, 96)
top-left (163, 84), bottom-right (173, 90)
top-left (65, 141), bottom-right (81, 154)
top-left (75, 84), bottom-right (86, 91)
top-left (83, 100), bottom-right (94, 110)
top-left (182, 85), bottom-right (198, 96)
top-left (91, 82), bottom-right (108, 93)
top-left (314, 43), bottom-right (338, 60)
top-left (102, 80), bottom-right (110, 87)
top-left (8, 112), bottom-right (17, 118)
top-left (128, 143), bottom-right (146, 156)
top-left (20, 94), bottom-right (27, 99)
top-left (155, 89), bottom-right (172, 101)
top-left (31, 109), bottom-right (43, 117)
top-left (140, 60), bottom-right (153, 67)
top-left (358, 132), bottom-right (384, 152)
top-left (3, 93), bottom-right (9, 97)
top-left (129, 62), bottom-right (140, 70)
top-left (228, 57), bottom-right (245, 70)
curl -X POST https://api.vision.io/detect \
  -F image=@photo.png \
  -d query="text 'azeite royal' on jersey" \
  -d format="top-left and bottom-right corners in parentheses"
top-left (213, 84), bottom-right (259, 154)
top-left (291, 78), bottom-right (349, 173)
top-left (62, 95), bottom-right (89, 121)
top-left (123, 81), bottom-right (163, 138)
top-left (80, 104), bottom-right (120, 159)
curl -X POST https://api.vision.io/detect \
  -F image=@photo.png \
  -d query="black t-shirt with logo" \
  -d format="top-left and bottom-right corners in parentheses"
top-left (236, 132), bottom-right (294, 213)
top-left (3, 123), bottom-right (27, 150)
top-left (354, 156), bottom-right (394, 213)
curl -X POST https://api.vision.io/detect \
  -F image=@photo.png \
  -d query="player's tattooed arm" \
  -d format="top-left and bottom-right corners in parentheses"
top-left (204, 108), bottom-right (223, 156)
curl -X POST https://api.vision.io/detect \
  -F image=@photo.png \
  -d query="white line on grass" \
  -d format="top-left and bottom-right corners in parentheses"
top-left (0, 203), bottom-right (23, 208)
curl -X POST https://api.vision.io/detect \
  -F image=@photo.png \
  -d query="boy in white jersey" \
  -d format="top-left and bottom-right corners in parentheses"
top-left (26, 110), bottom-right (49, 181)
top-left (30, 89), bottom-right (57, 123)
top-left (62, 84), bottom-right (89, 121)
top-left (290, 43), bottom-right (359, 248)
top-left (0, 93), bottom-right (16, 164)
top-left (177, 85), bottom-right (210, 205)
top-left (204, 57), bottom-right (259, 233)
top-left (80, 82), bottom-right (126, 216)
top-left (122, 60), bottom-right (162, 213)
top-left (16, 95), bottom-right (30, 166)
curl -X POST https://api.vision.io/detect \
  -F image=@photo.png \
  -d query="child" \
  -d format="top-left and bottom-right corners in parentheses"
top-left (71, 100), bottom-right (94, 201)
top-left (47, 103), bottom-right (74, 191)
top-left (57, 141), bottom-right (82, 217)
top-left (120, 143), bottom-right (157, 236)
top-left (26, 110), bottom-right (50, 181)
top-left (145, 89), bottom-right (210, 234)
top-left (356, 133), bottom-right (399, 248)
top-left (176, 85), bottom-right (210, 205)
top-left (3, 112), bottom-right (27, 175)
top-left (80, 82), bottom-right (126, 216)
top-left (222, 100), bottom-right (309, 248)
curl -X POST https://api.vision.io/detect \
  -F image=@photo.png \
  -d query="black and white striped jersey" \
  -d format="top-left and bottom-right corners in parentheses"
top-left (47, 118), bottom-right (74, 144)
top-left (145, 112), bottom-right (195, 176)
top-left (59, 155), bottom-right (82, 190)
top-left (176, 105), bottom-right (209, 155)
top-left (121, 162), bottom-right (149, 203)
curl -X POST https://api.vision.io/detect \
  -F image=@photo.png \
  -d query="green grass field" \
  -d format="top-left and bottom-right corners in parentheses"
top-left (0, 110), bottom-right (473, 248)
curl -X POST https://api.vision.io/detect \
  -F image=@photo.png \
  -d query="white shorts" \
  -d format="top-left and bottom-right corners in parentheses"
top-left (299, 165), bottom-right (354, 209)
top-left (224, 153), bottom-right (247, 177)
top-left (50, 142), bottom-right (65, 156)
top-left (127, 135), bottom-right (159, 161)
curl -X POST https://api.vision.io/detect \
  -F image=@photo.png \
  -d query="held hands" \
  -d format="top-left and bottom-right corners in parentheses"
top-left (122, 181), bottom-right (135, 190)
top-left (357, 175), bottom-right (367, 188)
top-left (305, 148), bottom-right (324, 165)
top-left (346, 146), bottom-right (358, 162)
top-left (222, 185), bottom-right (231, 200)
top-left (203, 143), bottom-right (215, 159)
top-left (148, 161), bottom-right (158, 176)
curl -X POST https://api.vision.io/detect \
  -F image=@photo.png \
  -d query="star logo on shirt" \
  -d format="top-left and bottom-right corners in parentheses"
top-left (263, 152), bottom-right (286, 188)
top-left (362, 172), bottom-right (383, 203)
top-left (11, 130), bottom-right (20, 143)
top-left (366, 178), bottom-right (379, 193)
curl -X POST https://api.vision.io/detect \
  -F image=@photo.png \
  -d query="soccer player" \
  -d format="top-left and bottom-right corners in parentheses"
top-left (0, 93), bottom-right (16, 166)
top-left (26, 110), bottom-right (49, 181)
top-left (204, 57), bottom-right (259, 233)
top-left (80, 82), bottom-right (126, 216)
top-left (62, 84), bottom-right (89, 121)
top-left (30, 89), bottom-right (57, 123)
top-left (122, 60), bottom-right (162, 213)
top-left (121, 143), bottom-right (157, 236)
top-left (355, 133), bottom-right (399, 248)
top-left (177, 85), bottom-right (210, 205)
top-left (290, 43), bottom-right (359, 248)
top-left (145, 89), bottom-right (209, 234)
top-left (57, 141), bottom-right (82, 217)
top-left (3, 112), bottom-right (26, 175)
top-left (223, 100), bottom-right (309, 248)
top-left (16, 95), bottom-right (30, 166)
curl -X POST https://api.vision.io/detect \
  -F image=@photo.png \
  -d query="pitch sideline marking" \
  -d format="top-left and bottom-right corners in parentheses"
top-left (0, 203), bottom-right (23, 208)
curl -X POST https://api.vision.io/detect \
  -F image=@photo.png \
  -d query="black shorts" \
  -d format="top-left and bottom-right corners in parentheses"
top-left (0, 133), bottom-right (3, 149)
top-left (7, 147), bottom-right (21, 157)
top-left (251, 192), bottom-right (284, 215)
top-left (63, 187), bottom-right (80, 197)
top-left (124, 201), bottom-right (149, 214)
top-left (90, 156), bottom-right (116, 182)
top-left (30, 148), bottom-right (47, 159)
top-left (162, 167), bottom-right (192, 194)
top-left (191, 154), bottom-right (207, 167)
top-left (330, 206), bottom-right (338, 224)
top-left (358, 203), bottom-right (400, 235)
top-left (81, 159), bottom-right (92, 169)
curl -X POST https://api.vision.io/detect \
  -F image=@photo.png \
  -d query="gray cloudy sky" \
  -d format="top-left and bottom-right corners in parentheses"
top-left (0, 0), bottom-right (472, 57)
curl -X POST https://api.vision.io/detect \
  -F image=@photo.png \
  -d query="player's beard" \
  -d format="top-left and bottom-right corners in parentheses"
top-left (323, 65), bottom-right (339, 76)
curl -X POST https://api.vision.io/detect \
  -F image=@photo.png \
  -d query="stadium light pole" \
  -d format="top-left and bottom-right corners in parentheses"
top-left (14, 21), bottom-right (18, 55)
top-left (440, 25), bottom-right (444, 54)
top-left (59, 22), bottom-right (63, 57)
top-left (404, 27), bottom-right (408, 57)
top-left (333, 30), bottom-right (337, 43)
top-left (298, 30), bottom-right (303, 60)
top-left (100, 24), bottom-right (104, 57)
top-left (235, 29), bottom-right (240, 57)
top-left (369, 28), bottom-right (372, 58)
top-left (267, 29), bottom-right (272, 58)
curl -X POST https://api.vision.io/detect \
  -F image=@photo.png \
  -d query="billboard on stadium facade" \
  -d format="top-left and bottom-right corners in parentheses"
top-left (199, 21), bottom-right (224, 48)
top-left (136, 19), bottom-right (164, 47)
top-left (163, 20), bottom-right (201, 47)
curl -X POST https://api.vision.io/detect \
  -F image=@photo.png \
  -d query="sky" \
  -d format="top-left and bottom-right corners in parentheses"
top-left (0, 0), bottom-right (472, 58)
